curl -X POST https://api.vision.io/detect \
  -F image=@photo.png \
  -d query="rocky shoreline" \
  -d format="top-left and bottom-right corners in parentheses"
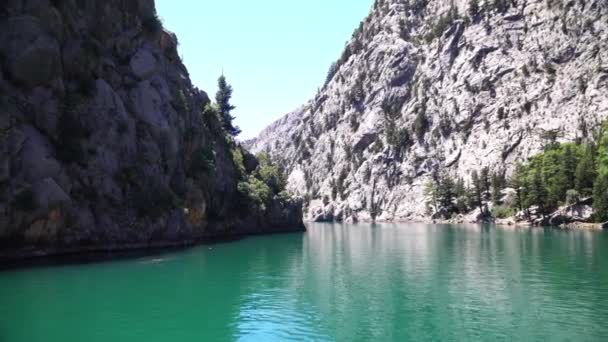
top-left (310, 215), bottom-right (606, 230)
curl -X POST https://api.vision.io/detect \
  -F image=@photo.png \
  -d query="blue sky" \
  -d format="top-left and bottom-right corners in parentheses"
top-left (156, 0), bottom-right (372, 139)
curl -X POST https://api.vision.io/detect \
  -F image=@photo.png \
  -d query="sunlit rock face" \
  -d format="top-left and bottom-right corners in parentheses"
top-left (0, 0), bottom-right (303, 256)
top-left (249, 0), bottom-right (608, 222)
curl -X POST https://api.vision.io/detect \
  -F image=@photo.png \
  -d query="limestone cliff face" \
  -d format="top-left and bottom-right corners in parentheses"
top-left (0, 0), bottom-right (303, 258)
top-left (250, 0), bottom-right (608, 222)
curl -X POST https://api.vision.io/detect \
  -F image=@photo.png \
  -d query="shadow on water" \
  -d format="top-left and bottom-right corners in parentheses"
top-left (0, 230), bottom-right (305, 272)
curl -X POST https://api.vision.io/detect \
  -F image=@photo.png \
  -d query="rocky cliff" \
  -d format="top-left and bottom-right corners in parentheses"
top-left (249, 0), bottom-right (608, 222)
top-left (0, 0), bottom-right (304, 260)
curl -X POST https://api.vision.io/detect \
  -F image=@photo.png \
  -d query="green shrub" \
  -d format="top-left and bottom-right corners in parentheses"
top-left (565, 189), bottom-right (580, 205)
top-left (255, 152), bottom-right (287, 193)
top-left (238, 175), bottom-right (272, 212)
top-left (425, 5), bottom-right (459, 42)
top-left (278, 190), bottom-right (293, 203)
top-left (203, 104), bottom-right (220, 122)
top-left (231, 148), bottom-right (246, 179)
top-left (190, 146), bottom-right (215, 176)
top-left (492, 205), bottom-right (516, 219)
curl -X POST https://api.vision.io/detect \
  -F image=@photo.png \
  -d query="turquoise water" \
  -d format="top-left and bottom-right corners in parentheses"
top-left (1, 223), bottom-right (607, 341)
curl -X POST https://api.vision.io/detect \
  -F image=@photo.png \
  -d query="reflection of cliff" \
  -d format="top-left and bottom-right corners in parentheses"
top-left (282, 224), bottom-right (608, 340)
top-left (1, 224), bottom-right (607, 339)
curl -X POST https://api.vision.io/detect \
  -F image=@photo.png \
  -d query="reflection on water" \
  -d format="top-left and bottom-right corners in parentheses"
top-left (0, 223), bottom-right (607, 341)
top-left (233, 223), bottom-right (608, 341)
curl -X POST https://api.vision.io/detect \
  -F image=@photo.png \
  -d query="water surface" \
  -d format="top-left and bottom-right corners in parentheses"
top-left (1, 223), bottom-right (607, 341)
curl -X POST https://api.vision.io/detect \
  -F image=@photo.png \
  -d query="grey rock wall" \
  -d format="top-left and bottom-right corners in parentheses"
top-left (0, 0), bottom-right (303, 259)
top-left (250, 0), bottom-right (608, 222)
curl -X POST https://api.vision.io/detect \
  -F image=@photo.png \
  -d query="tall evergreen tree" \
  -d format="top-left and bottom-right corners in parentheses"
top-left (437, 174), bottom-right (455, 213)
top-left (423, 179), bottom-right (438, 214)
top-left (491, 171), bottom-right (506, 204)
top-left (559, 144), bottom-right (577, 195)
top-left (528, 169), bottom-right (547, 217)
top-left (480, 167), bottom-right (491, 201)
top-left (575, 144), bottom-right (596, 196)
top-left (593, 173), bottom-right (608, 222)
top-left (454, 177), bottom-right (467, 209)
top-left (455, 177), bottom-right (465, 196)
top-left (470, 171), bottom-right (485, 213)
top-left (594, 123), bottom-right (608, 221)
top-left (215, 75), bottom-right (241, 136)
top-left (510, 163), bottom-right (528, 213)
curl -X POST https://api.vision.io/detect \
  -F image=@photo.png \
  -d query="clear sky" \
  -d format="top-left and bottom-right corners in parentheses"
top-left (156, 0), bottom-right (373, 139)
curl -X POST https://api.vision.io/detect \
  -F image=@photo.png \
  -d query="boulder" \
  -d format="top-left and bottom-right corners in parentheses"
top-left (546, 199), bottom-right (594, 226)
top-left (129, 80), bottom-right (168, 132)
top-left (130, 49), bottom-right (158, 80)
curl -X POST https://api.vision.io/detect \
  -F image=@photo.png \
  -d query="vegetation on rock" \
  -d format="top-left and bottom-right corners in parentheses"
top-left (216, 75), bottom-right (241, 137)
top-left (427, 122), bottom-right (608, 223)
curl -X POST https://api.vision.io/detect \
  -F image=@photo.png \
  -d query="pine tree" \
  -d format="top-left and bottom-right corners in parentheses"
top-left (470, 170), bottom-right (485, 213)
top-left (491, 171), bottom-right (505, 205)
top-left (423, 179), bottom-right (438, 214)
top-left (593, 123), bottom-right (608, 221)
top-left (528, 169), bottom-right (547, 217)
top-left (480, 167), bottom-right (491, 201)
top-left (575, 144), bottom-right (596, 196)
top-left (455, 177), bottom-right (466, 197)
top-left (437, 174), bottom-right (455, 213)
top-left (215, 75), bottom-right (241, 136)
top-left (454, 177), bottom-right (468, 213)
top-left (510, 163), bottom-right (528, 213)
top-left (559, 144), bottom-right (577, 197)
top-left (593, 172), bottom-right (608, 222)
top-left (597, 122), bottom-right (608, 175)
